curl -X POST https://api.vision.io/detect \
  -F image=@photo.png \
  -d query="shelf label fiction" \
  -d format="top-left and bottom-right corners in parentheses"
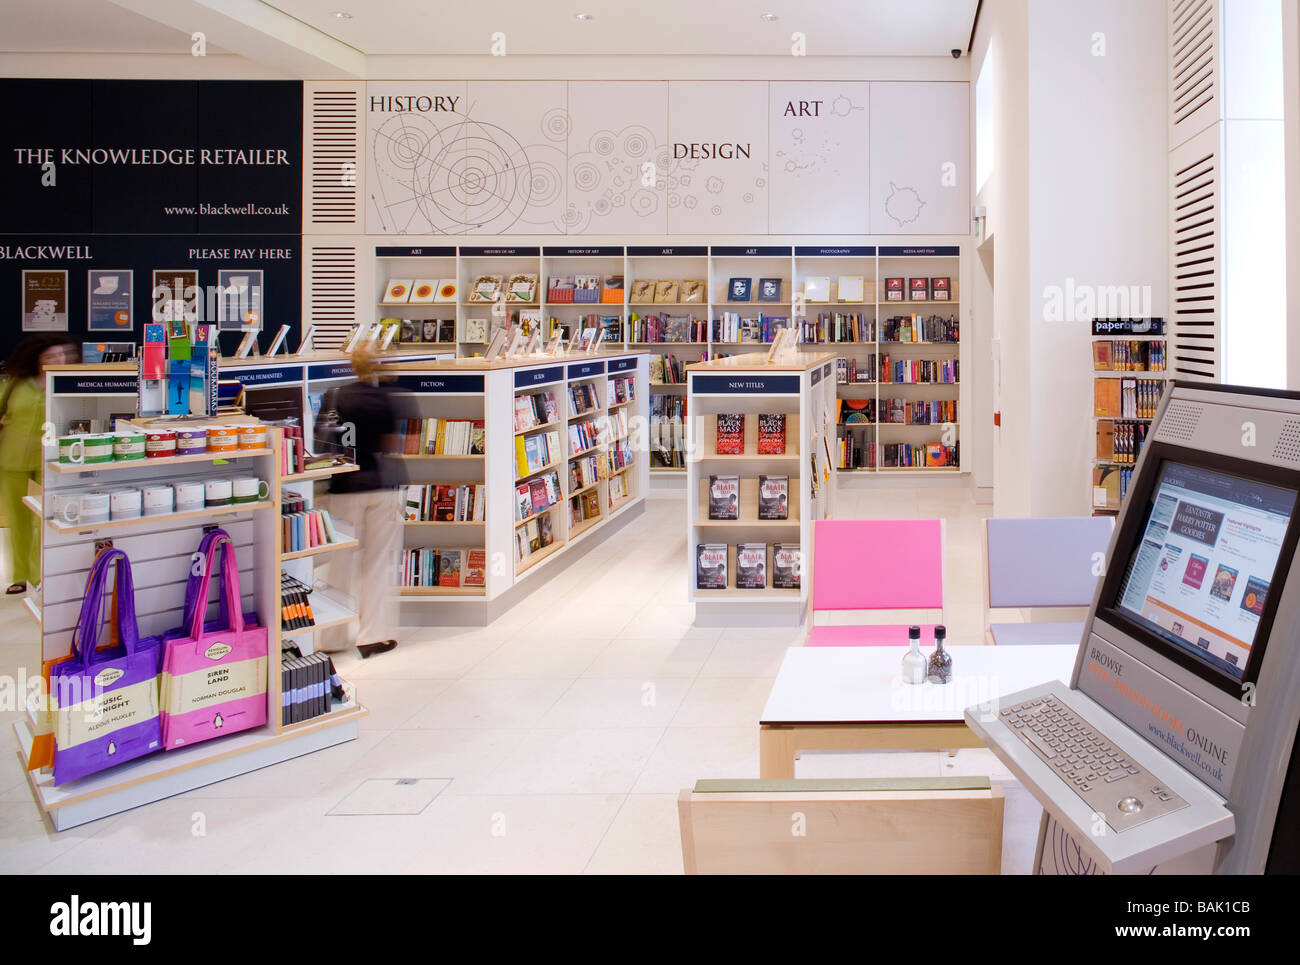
top-left (391, 374), bottom-right (486, 393)
top-left (566, 360), bottom-right (606, 379)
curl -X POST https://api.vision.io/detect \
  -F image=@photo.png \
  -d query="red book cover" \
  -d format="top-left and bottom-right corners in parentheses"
top-left (464, 550), bottom-right (486, 587)
top-left (438, 549), bottom-right (462, 587)
top-left (757, 413), bottom-right (786, 454)
top-left (884, 277), bottom-right (905, 301)
top-left (715, 413), bottom-right (744, 455)
top-left (909, 277), bottom-right (930, 300)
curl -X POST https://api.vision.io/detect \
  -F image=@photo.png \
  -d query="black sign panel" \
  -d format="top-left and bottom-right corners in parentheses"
top-left (543, 246), bottom-right (624, 257)
top-left (608, 356), bottom-right (639, 374)
top-left (222, 364), bottom-right (302, 386)
top-left (879, 246), bottom-right (961, 257)
top-left (811, 367), bottom-right (822, 385)
top-left (391, 374), bottom-right (486, 393)
top-left (514, 365), bottom-right (565, 388)
top-left (692, 374), bottom-right (800, 395)
top-left (307, 362), bottom-right (355, 381)
top-left (1091, 317), bottom-right (1166, 336)
top-left (567, 360), bottom-right (606, 379)
top-left (710, 246), bottom-right (793, 257)
top-left (459, 246), bottom-right (540, 257)
top-left (51, 374), bottom-right (138, 395)
top-left (794, 246), bottom-right (876, 257)
top-left (375, 246), bottom-right (456, 258)
top-left (626, 246), bottom-right (708, 257)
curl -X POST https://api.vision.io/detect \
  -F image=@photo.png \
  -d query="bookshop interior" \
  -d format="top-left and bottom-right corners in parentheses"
top-left (3, 0), bottom-right (1300, 882)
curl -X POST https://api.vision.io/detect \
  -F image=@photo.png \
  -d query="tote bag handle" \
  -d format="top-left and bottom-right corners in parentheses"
top-left (70, 549), bottom-right (141, 667)
top-left (188, 534), bottom-right (245, 640)
top-left (181, 528), bottom-right (233, 631)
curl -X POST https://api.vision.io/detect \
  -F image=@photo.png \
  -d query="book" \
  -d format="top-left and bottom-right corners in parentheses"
top-left (804, 276), bottom-right (830, 302)
top-left (931, 277), bottom-right (951, 301)
top-left (772, 544), bottom-right (801, 588)
top-left (837, 276), bottom-right (865, 302)
top-left (464, 550), bottom-right (486, 587)
top-left (757, 278), bottom-right (783, 302)
top-left (716, 413), bottom-right (745, 455)
top-left (728, 277), bottom-right (752, 302)
top-left (508, 272), bottom-right (538, 303)
top-left (909, 277), bottom-right (930, 301)
top-left (708, 474), bottom-right (740, 520)
top-left (654, 280), bottom-right (679, 303)
top-left (629, 279), bottom-right (655, 304)
top-left (757, 474), bottom-right (789, 520)
top-left (382, 279), bottom-right (413, 304)
top-left (757, 413), bottom-right (786, 454)
top-left (680, 279), bottom-right (706, 304)
top-left (884, 277), bottom-right (905, 301)
top-left (1094, 377), bottom-right (1122, 417)
top-left (1092, 340), bottom-right (1113, 370)
top-left (696, 543), bottom-right (728, 589)
top-left (438, 549), bottom-right (462, 587)
top-left (468, 274), bottom-right (503, 303)
top-left (435, 279), bottom-right (458, 302)
top-left (463, 317), bottom-right (489, 342)
top-left (735, 543), bottom-right (768, 588)
top-left (409, 279), bottom-right (437, 304)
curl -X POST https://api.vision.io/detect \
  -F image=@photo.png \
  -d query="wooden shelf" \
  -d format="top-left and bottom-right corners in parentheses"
top-left (569, 480), bottom-right (601, 498)
top-left (515, 503), bottom-right (561, 528)
top-left (568, 407), bottom-right (603, 420)
top-left (569, 514), bottom-right (603, 540)
top-left (281, 700), bottom-right (365, 734)
top-left (695, 476), bottom-right (800, 527)
top-left (515, 418), bottom-right (560, 437)
top-left (46, 448), bottom-right (273, 475)
top-left (281, 463), bottom-right (358, 483)
top-left (516, 539), bottom-right (565, 576)
top-left (47, 500), bottom-right (273, 534)
top-left (22, 495), bottom-right (41, 518)
top-left (399, 584), bottom-right (486, 597)
top-left (692, 586), bottom-right (801, 600)
top-left (515, 459), bottom-right (562, 484)
top-left (390, 452), bottom-right (484, 460)
top-left (281, 537), bottom-right (359, 561)
top-left (568, 442), bottom-right (604, 460)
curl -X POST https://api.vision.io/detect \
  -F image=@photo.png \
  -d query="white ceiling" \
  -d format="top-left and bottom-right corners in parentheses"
top-left (0, 0), bottom-right (980, 58)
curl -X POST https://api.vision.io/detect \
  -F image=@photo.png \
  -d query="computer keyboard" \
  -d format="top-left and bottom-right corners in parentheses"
top-left (1000, 695), bottom-right (1189, 832)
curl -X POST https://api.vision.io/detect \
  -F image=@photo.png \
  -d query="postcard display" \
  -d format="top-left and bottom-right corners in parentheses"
top-left (686, 352), bottom-right (838, 626)
top-left (387, 351), bottom-right (648, 626)
top-left (18, 421), bottom-right (368, 830)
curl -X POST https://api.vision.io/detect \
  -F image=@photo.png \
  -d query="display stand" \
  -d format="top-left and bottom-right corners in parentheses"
top-left (686, 351), bottom-right (837, 627)
top-left (385, 350), bottom-right (648, 627)
top-left (17, 422), bottom-right (366, 830)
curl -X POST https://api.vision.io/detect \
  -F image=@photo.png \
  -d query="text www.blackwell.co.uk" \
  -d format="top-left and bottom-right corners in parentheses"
top-left (163, 202), bottom-right (291, 216)
top-left (1114, 924), bottom-right (1250, 938)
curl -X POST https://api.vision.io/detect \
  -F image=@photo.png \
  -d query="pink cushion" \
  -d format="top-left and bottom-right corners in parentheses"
top-left (812, 519), bottom-right (944, 612)
top-left (807, 624), bottom-right (943, 647)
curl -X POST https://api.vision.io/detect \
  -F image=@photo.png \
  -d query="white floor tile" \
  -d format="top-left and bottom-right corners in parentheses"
top-left (584, 794), bottom-right (685, 875)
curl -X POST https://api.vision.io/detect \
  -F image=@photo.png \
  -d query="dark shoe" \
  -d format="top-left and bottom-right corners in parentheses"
top-left (357, 639), bottom-right (397, 659)
top-left (6, 584), bottom-right (24, 595)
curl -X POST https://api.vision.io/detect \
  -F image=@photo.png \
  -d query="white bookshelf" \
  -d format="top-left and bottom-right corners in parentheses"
top-left (686, 351), bottom-right (838, 627)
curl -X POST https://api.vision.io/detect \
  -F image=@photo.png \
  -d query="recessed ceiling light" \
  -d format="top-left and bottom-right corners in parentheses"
top-left (760, 12), bottom-right (779, 21)
top-left (333, 11), bottom-right (352, 19)
top-left (574, 12), bottom-right (594, 20)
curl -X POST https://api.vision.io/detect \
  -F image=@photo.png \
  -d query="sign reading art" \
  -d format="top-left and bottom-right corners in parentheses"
top-left (363, 80), bottom-right (968, 237)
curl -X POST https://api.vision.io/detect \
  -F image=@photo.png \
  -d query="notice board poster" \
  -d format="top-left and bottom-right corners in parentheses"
top-left (87, 269), bottom-right (133, 331)
top-left (21, 269), bottom-right (68, 331)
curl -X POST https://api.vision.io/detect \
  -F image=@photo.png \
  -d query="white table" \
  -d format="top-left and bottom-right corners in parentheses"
top-left (759, 644), bottom-right (1079, 778)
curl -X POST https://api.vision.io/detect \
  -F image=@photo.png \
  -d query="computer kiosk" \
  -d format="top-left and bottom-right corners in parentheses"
top-left (968, 382), bottom-right (1300, 873)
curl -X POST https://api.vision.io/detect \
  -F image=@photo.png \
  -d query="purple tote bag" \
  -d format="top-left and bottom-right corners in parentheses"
top-left (51, 549), bottom-right (164, 785)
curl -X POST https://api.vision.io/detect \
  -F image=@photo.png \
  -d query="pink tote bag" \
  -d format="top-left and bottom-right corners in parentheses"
top-left (159, 534), bottom-right (268, 749)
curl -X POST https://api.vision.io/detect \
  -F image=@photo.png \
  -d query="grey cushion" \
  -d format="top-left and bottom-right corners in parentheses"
top-left (989, 620), bottom-right (1085, 647)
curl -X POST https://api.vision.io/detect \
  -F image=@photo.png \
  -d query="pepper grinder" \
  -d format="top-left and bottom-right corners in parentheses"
top-left (901, 625), bottom-right (926, 685)
top-left (927, 625), bottom-right (952, 684)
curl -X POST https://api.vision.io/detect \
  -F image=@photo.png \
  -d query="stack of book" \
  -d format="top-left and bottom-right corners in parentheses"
top-left (628, 312), bottom-right (706, 342)
top-left (607, 376), bottom-right (636, 405)
top-left (880, 357), bottom-right (958, 384)
top-left (514, 430), bottom-right (563, 476)
top-left (837, 429), bottom-right (877, 470)
top-left (395, 418), bottom-right (485, 455)
top-left (280, 572), bottom-right (317, 632)
top-left (568, 419), bottom-right (604, 455)
top-left (879, 399), bottom-right (958, 425)
top-left (402, 483), bottom-right (485, 522)
top-left (835, 356), bottom-right (878, 384)
top-left (568, 382), bottom-right (599, 415)
top-left (801, 312), bottom-right (874, 343)
top-left (280, 651), bottom-right (339, 725)
top-left (281, 498), bottom-right (344, 552)
top-left (513, 391), bottom-right (559, 431)
top-left (401, 547), bottom-right (487, 587)
top-left (880, 314), bottom-right (958, 343)
top-left (880, 442), bottom-right (958, 468)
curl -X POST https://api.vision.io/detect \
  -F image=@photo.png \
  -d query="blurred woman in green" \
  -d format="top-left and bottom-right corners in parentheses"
top-left (0, 335), bottom-right (78, 594)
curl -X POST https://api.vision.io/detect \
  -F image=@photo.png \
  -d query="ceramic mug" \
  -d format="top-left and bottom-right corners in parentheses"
top-left (204, 478), bottom-right (234, 507)
top-left (207, 426), bottom-right (240, 453)
top-left (112, 431), bottom-right (146, 461)
top-left (142, 484), bottom-right (174, 517)
top-left (237, 425), bottom-right (266, 450)
top-left (231, 476), bottom-right (269, 504)
top-left (78, 491), bottom-right (111, 525)
top-left (176, 427), bottom-right (208, 455)
top-left (174, 481), bottom-right (205, 511)
top-left (57, 436), bottom-right (86, 465)
top-left (50, 492), bottom-right (82, 524)
top-left (80, 434), bottom-right (115, 464)
top-left (109, 487), bottom-right (142, 520)
top-left (145, 430), bottom-right (177, 458)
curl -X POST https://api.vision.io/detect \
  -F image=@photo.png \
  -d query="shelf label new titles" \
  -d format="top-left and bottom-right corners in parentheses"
top-left (608, 357), bottom-right (638, 374)
top-left (566, 360), bottom-right (605, 379)
top-left (794, 246), bottom-right (877, 257)
top-left (514, 366), bottom-right (565, 388)
top-left (223, 365), bottom-right (303, 386)
top-left (391, 374), bottom-right (485, 393)
top-left (693, 375), bottom-right (800, 395)
top-left (376, 246), bottom-right (456, 258)
top-left (52, 375), bottom-right (138, 395)
top-left (626, 246), bottom-right (709, 257)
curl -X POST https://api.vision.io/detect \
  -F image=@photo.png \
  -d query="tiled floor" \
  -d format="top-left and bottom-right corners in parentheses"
top-left (0, 485), bottom-right (1040, 874)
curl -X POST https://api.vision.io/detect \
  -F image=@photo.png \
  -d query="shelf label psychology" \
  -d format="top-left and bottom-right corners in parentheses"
top-left (514, 365), bottom-right (565, 388)
top-left (811, 367), bottom-right (822, 385)
top-left (221, 365), bottom-right (303, 386)
top-left (391, 374), bottom-right (486, 393)
top-left (692, 374), bottom-right (800, 395)
top-left (879, 246), bottom-right (960, 257)
top-left (52, 374), bottom-right (137, 395)
top-left (626, 246), bottom-right (709, 257)
top-left (459, 246), bottom-right (541, 257)
top-left (608, 356), bottom-right (638, 374)
top-left (822, 362), bottom-right (833, 379)
top-left (543, 246), bottom-right (624, 257)
top-left (306, 362), bottom-right (355, 381)
top-left (710, 246), bottom-right (792, 257)
top-left (566, 360), bottom-right (605, 379)
top-left (375, 246), bottom-right (456, 258)
top-left (794, 246), bottom-right (877, 257)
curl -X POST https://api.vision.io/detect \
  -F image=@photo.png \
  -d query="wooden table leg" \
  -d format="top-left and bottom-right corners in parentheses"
top-left (760, 722), bottom-right (984, 777)
top-left (759, 726), bottom-right (797, 779)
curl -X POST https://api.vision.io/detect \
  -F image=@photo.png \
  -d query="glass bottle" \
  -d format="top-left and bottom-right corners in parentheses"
top-left (928, 625), bottom-right (952, 684)
top-left (901, 625), bottom-right (926, 685)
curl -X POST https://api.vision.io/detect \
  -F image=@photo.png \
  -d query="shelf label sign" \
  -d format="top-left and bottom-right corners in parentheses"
top-left (822, 363), bottom-right (833, 379)
top-left (375, 246), bottom-right (455, 258)
top-left (391, 374), bottom-right (485, 393)
top-left (1091, 317), bottom-right (1165, 336)
top-left (608, 356), bottom-right (638, 373)
top-left (879, 246), bottom-right (960, 257)
top-left (222, 365), bottom-right (302, 386)
top-left (811, 368), bottom-right (822, 385)
top-left (514, 365), bottom-right (564, 388)
top-left (306, 362), bottom-right (355, 381)
top-left (794, 246), bottom-right (876, 257)
top-left (626, 245), bottom-right (708, 257)
top-left (692, 374), bottom-right (800, 395)
top-left (710, 246), bottom-right (792, 257)
top-left (566, 360), bottom-right (605, 379)
top-left (459, 246), bottom-right (540, 257)
top-left (52, 374), bottom-right (138, 395)
top-left (543, 246), bottom-right (623, 257)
